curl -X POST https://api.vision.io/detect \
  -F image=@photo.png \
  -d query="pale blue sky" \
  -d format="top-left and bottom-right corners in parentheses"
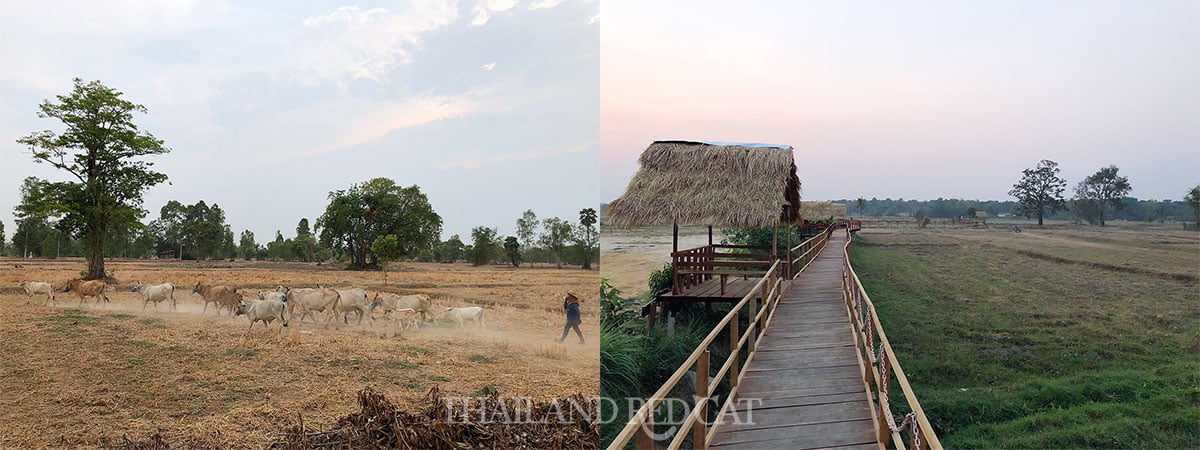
top-left (1, 0), bottom-right (598, 241)
top-left (602, 0), bottom-right (1198, 203)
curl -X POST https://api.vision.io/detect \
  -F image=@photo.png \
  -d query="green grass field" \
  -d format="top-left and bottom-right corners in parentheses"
top-left (851, 228), bottom-right (1199, 448)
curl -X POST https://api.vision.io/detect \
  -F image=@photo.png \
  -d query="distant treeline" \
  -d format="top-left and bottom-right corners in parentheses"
top-left (599, 198), bottom-right (1194, 223)
top-left (834, 197), bottom-right (1193, 222)
top-left (4, 176), bottom-right (598, 269)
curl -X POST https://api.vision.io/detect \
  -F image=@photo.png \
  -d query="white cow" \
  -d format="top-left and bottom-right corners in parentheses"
top-left (378, 307), bottom-right (422, 331)
top-left (444, 306), bottom-right (485, 329)
top-left (370, 293), bottom-right (434, 322)
top-left (234, 298), bottom-right (289, 337)
top-left (20, 281), bottom-right (56, 305)
top-left (133, 282), bottom-right (177, 311)
top-left (282, 287), bottom-right (340, 323)
top-left (333, 288), bottom-right (370, 325)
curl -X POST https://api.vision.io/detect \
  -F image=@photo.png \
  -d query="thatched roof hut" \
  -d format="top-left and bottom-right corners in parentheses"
top-left (799, 201), bottom-right (847, 221)
top-left (607, 141), bottom-right (801, 228)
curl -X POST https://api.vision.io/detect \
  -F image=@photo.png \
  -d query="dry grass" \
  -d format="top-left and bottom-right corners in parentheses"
top-left (858, 225), bottom-right (1200, 282)
top-left (0, 258), bottom-right (598, 448)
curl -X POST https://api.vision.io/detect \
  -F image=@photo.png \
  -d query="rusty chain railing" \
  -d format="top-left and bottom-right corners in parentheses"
top-left (841, 227), bottom-right (942, 450)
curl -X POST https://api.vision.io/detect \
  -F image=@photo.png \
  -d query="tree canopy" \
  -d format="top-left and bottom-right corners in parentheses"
top-left (317, 178), bottom-right (442, 268)
top-left (1075, 166), bottom-right (1132, 226)
top-left (16, 79), bottom-right (169, 278)
top-left (1008, 160), bottom-right (1067, 226)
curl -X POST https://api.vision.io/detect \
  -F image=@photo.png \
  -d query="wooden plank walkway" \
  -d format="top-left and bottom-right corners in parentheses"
top-left (710, 233), bottom-right (878, 449)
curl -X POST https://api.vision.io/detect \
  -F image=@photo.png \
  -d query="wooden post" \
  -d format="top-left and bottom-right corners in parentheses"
top-left (728, 314), bottom-right (739, 389)
top-left (637, 407), bottom-right (654, 450)
top-left (673, 222), bottom-right (679, 253)
top-left (749, 295), bottom-right (757, 352)
top-left (785, 227), bottom-right (792, 278)
top-left (693, 349), bottom-right (710, 449)
top-left (707, 225), bottom-right (712, 246)
top-left (759, 278), bottom-right (769, 343)
top-left (647, 302), bottom-right (657, 331)
top-left (772, 225), bottom-right (778, 262)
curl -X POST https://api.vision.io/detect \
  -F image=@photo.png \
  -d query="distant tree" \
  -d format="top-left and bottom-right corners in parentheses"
top-left (539, 217), bottom-right (574, 268)
top-left (292, 218), bottom-right (317, 261)
top-left (0, 220), bottom-right (5, 253)
top-left (1075, 166), bottom-right (1131, 226)
top-left (16, 79), bottom-right (170, 278)
top-left (442, 234), bottom-right (465, 263)
top-left (150, 200), bottom-right (229, 259)
top-left (267, 231), bottom-right (287, 260)
top-left (317, 178), bottom-right (442, 268)
top-left (1186, 186), bottom-right (1200, 229)
top-left (468, 227), bottom-right (501, 266)
top-left (238, 230), bottom-right (258, 260)
top-left (370, 234), bottom-right (402, 285)
top-left (966, 207), bottom-right (978, 218)
top-left (855, 197), bottom-right (866, 215)
top-left (576, 208), bottom-right (598, 269)
top-left (516, 209), bottom-right (539, 250)
top-left (503, 236), bottom-right (521, 267)
top-left (1008, 160), bottom-right (1067, 226)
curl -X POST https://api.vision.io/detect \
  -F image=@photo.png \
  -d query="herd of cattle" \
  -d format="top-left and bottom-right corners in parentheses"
top-left (16, 279), bottom-right (486, 337)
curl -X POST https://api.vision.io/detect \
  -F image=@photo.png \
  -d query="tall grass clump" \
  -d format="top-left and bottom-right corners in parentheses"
top-left (599, 277), bottom-right (733, 447)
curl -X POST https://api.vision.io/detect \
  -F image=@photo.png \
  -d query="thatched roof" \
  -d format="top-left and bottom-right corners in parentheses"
top-left (607, 141), bottom-right (801, 228)
top-left (799, 201), bottom-right (847, 221)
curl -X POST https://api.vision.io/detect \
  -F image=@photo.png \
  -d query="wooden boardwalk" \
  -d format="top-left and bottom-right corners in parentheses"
top-left (710, 233), bottom-right (879, 449)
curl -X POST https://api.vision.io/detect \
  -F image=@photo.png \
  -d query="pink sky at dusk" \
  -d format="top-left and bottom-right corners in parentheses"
top-left (600, 0), bottom-right (1198, 203)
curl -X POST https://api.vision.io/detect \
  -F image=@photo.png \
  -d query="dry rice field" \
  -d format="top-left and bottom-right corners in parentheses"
top-left (0, 258), bottom-right (598, 448)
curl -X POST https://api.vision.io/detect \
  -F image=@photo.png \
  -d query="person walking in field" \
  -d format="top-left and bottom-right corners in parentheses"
top-left (556, 291), bottom-right (584, 344)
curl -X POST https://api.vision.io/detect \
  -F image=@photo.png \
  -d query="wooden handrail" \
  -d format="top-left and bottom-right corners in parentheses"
top-left (607, 259), bottom-right (788, 450)
top-left (841, 228), bottom-right (942, 450)
top-left (610, 226), bottom-right (843, 450)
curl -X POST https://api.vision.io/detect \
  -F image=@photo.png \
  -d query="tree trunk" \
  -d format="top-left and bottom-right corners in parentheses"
top-left (87, 234), bottom-right (105, 280)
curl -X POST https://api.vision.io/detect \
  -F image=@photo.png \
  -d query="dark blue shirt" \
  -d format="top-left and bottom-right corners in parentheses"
top-left (564, 301), bottom-right (581, 323)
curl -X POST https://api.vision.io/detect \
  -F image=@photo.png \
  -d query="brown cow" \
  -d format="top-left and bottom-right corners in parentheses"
top-left (192, 282), bottom-right (241, 315)
top-left (65, 279), bottom-right (109, 306)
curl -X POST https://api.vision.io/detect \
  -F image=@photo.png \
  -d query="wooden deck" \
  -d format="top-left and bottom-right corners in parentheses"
top-left (709, 233), bottom-right (879, 449)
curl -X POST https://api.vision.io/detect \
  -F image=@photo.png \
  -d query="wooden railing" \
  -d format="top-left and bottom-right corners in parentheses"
top-left (670, 245), bottom-right (773, 295)
top-left (607, 230), bottom-right (836, 450)
top-left (841, 228), bottom-right (942, 450)
top-left (790, 226), bottom-right (834, 276)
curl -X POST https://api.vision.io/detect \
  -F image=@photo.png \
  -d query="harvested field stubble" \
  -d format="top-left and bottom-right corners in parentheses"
top-left (0, 258), bottom-right (598, 448)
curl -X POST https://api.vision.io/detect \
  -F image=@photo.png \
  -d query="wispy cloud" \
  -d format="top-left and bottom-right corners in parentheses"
top-left (436, 142), bottom-right (593, 170)
top-left (482, 62), bottom-right (497, 71)
top-left (530, 0), bottom-right (564, 10)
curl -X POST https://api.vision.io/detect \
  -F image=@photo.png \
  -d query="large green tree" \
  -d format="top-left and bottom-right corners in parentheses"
top-left (1008, 160), bottom-right (1067, 226)
top-left (317, 178), bottom-right (442, 268)
top-left (516, 209), bottom-right (539, 249)
top-left (468, 226), bottom-right (500, 266)
top-left (1075, 166), bottom-right (1132, 227)
top-left (539, 217), bottom-right (574, 268)
top-left (238, 230), bottom-right (259, 260)
top-left (16, 79), bottom-right (169, 278)
top-left (1185, 186), bottom-right (1200, 229)
top-left (150, 200), bottom-right (229, 259)
top-left (441, 234), bottom-right (465, 263)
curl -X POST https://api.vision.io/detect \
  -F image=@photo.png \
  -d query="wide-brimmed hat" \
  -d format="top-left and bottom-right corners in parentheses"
top-left (565, 291), bottom-right (580, 302)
